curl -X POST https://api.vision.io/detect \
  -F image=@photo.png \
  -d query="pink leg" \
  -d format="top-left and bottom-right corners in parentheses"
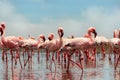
top-left (10, 50), bottom-right (13, 60)
top-left (16, 50), bottom-right (23, 69)
top-left (2, 50), bottom-right (5, 61)
top-left (16, 50), bottom-right (20, 58)
top-left (66, 54), bottom-right (70, 72)
top-left (91, 47), bottom-right (96, 61)
top-left (37, 49), bottom-right (40, 63)
top-left (101, 45), bottom-right (105, 59)
top-left (108, 46), bottom-right (112, 61)
top-left (46, 49), bottom-right (50, 61)
top-left (57, 51), bottom-right (60, 62)
top-left (52, 52), bottom-right (54, 61)
top-left (115, 54), bottom-right (120, 70)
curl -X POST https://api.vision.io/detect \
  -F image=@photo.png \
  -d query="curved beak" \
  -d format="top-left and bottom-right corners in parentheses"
top-left (93, 30), bottom-right (97, 38)
top-left (0, 27), bottom-right (3, 36)
top-left (60, 30), bottom-right (64, 37)
top-left (60, 32), bottom-right (64, 37)
top-left (43, 36), bottom-right (46, 42)
top-left (48, 36), bottom-right (52, 41)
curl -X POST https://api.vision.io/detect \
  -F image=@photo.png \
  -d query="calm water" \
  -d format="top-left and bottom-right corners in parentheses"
top-left (0, 51), bottom-right (120, 80)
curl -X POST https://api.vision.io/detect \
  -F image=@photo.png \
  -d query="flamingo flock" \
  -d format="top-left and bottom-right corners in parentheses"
top-left (0, 22), bottom-right (120, 72)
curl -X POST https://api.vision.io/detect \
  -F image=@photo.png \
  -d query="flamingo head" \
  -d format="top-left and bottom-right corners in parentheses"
top-left (48, 33), bottom-right (54, 41)
top-left (88, 27), bottom-right (97, 38)
top-left (0, 23), bottom-right (5, 36)
top-left (58, 27), bottom-right (64, 38)
top-left (39, 34), bottom-right (46, 42)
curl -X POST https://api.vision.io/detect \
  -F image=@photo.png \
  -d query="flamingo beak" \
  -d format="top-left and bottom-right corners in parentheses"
top-left (61, 32), bottom-right (64, 37)
top-left (93, 30), bottom-right (97, 38)
top-left (60, 30), bottom-right (64, 37)
top-left (43, 36), bottom-right (46, 42)
top-left (0, 27), bottom-right (3, 36)
top-left (48, 36), bottom-right (52, 41)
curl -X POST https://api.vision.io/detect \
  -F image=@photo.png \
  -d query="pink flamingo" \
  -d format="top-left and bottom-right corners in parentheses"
top-left (22, 34), bottom-right (46, 66)
top-left (63, 27), bottom-right (97, 72)
top-left (0, 22), bottom-right (23, 68)
top-left (38, 27), bottom-right (64, 61)
top-left (0, 39), bottom-right (9, 61)
top-left (95, 36), bottom-right (109, 60)
top-left (109, 29), bottom-right (120, 69)
top-left (37, 33), bottom-right (54, 61)
top-left (38, 27), bottom-right (64, 71)
top-left (37, 34), bottom-right (46, 63)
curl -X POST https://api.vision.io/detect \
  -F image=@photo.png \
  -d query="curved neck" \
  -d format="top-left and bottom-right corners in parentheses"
top-left (88, 31), bottom-right (92, 37)
top-left (57, 31), bottom-right (63, 49)
top-left (87, 31), bottom-right (93, 41)
top-left (1, 29), bottom-right (6, 47)
top-left (113, 31), bottom-right (117, 38)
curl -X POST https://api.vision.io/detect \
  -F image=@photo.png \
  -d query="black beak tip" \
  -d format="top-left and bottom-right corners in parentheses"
top-left (94, 31), bottom-right (97, 38)
top-left (0, 28), bottom-right (3, 36)
top-left (61, 32), bottom-right (64, 37)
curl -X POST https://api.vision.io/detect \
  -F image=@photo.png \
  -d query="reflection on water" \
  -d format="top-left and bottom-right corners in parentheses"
top-left (0, 52), bottom-right (120, 80)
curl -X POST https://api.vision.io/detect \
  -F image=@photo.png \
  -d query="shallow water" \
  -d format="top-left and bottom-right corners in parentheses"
top-left (0, 52), bottom-right (120, 80)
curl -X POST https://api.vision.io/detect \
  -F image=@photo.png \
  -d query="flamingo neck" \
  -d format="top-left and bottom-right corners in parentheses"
top-left (114, 32), bottom-right (117, 38)
top-left (55, 32), bottom-right (63, 51)
top-left (1, 29), bottom-right (6, 47)
top-left (87, 31), bottom-right (94, 41)
top-left (88, 31), bottom-right (92, 37)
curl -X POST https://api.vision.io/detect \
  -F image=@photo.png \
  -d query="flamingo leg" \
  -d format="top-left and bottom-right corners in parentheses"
top-left (37, 49), bottom-right (40, 64)
top-left (108, 46), bottom-right (112, 61)
top-left (19, 55), bottom-right (23, 69)
top-left (5, 51), bottom-right (8, 63)
top-left (78, 51), bottom-right (83, 71)
top-left (24, 50), bottom-right (30, 67)
top-left (101, 45), bottom-right (105, 59)
top-left (46, 49), bottom-right (50, 61)
top-left (2, 50), bottom-right (5, 61)
top-left (115, 53), bottom-right (120, 70)
top-left (66, 52), bottom-right (74, 72)
top-left (10, 50), bottom-right (13, 60)
top-left (66, 53), bottom-right (70, 73)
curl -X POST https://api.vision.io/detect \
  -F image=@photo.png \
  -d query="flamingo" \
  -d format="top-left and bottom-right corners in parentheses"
top-left (95, 36), bottom-right (109, 60)
top-left (109, 29), bottom-right (120, 69)
top-left (37, 33), bottom-right (55, 61)
top-left (38, 27), bottom-right (64, 71)
top-left (38, 27), bottom-right (64, 60)
top-left (0, 22), bottom-right (24, 68)
top-left (0, 39), bottom-right (9, 61)
top-left (37, 34), bottom-right (46, 63)
top-left (62, 27), bottom-right (97, 71)
top-left (21, 34), bottom-right (46, 66)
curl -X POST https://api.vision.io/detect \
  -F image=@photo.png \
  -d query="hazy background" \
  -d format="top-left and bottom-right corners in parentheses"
top-left (0, 0), bottom-right (120, 39)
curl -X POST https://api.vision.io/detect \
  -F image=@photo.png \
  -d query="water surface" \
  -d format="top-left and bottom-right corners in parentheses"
top-left (0, 52), bottom-right (120, 80)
